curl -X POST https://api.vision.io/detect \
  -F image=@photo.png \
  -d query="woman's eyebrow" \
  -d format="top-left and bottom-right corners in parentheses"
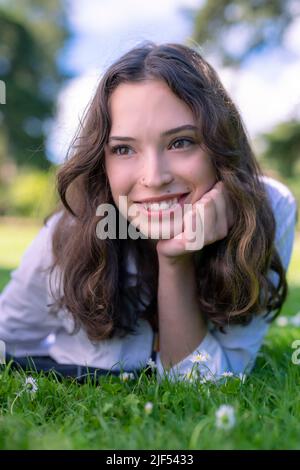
top-left (108, 124), bottom-right (198, 142)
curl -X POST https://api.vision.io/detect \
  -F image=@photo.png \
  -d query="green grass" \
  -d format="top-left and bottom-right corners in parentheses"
top-left (0, 217), bottom-right (300, 450)
top-left (0, 361), bottom-right (299, 450)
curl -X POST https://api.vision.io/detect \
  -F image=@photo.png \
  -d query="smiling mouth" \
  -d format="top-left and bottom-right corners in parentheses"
top-left (136, 192), bottom-right (191, 213)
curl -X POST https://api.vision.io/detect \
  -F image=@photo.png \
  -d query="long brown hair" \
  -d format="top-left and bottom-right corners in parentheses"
top-left (46, 41), bottom-right (287, 340)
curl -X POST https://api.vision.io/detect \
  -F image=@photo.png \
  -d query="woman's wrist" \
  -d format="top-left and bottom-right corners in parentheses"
top-left (157, 250), bottom-right (194, 270)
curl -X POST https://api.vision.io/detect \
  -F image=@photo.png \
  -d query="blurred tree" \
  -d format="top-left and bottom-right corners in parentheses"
top-left (261, 120), bottom-right (300, 177)
top-left (0, 0), bottom-right (72, 171)
top-left (183, 0), bottom-right (300, 179)
top-left (187, 0), bottom-right (299, 66)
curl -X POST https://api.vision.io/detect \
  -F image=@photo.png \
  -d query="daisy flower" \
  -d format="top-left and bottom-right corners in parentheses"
top-left (191, 351), bottom-right (211, 364)
top-left (24, 376), bottom-right (38, 394)
top-left (276, 316), bottom-right (289, 327)
top-left (222, 371), bottom-right (234, 378)
top-left (119, 372), bottom-right (135, 382)
top-left (144, 402), bottom-right (153, 414)
top-left (146, 358), bottom-right (157, 370)
top-left (215, 404), bottom-right (236, 430)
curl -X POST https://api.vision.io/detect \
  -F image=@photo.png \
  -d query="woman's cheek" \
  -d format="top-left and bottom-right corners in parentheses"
top-left (189, 161), bottom-right (216, 201)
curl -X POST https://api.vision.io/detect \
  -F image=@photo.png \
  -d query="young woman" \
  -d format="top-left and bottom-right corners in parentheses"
top-left (0, 42), bottom-right (297, 383)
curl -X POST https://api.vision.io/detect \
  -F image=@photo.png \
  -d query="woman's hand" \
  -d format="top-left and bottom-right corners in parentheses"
top-left (156, 181), bottom-right (235, 263)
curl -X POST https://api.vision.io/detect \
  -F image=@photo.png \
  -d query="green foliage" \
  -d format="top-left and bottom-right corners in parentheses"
top-left (261, 120), bottom-right (300, 178)
top-left (0, 166), bottom-right (59, 218)
top-left (0, 0), bottom-right (72, 169)
top-left (190, 0), bottom-right (297, 66)
top-left (0, 267), bottom-right (11, 290)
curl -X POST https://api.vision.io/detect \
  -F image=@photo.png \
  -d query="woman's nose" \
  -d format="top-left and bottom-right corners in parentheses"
top-left (140, 152), bottom-right (173, 187)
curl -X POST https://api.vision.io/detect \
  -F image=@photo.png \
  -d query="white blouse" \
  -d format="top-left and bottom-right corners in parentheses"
top-left (0, 176), bottom-right (297, 382)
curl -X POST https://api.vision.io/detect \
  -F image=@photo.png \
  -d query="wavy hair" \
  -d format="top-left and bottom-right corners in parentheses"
top-left (46, 41), bottom-right (288, 341)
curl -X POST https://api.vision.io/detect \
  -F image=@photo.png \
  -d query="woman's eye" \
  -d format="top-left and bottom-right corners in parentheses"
top-left (111, 145), bottom-right (134, 156)
top-left (170, 138), bottom-right (194, 150)
top-left (110, 139), bottom-right (195, 155)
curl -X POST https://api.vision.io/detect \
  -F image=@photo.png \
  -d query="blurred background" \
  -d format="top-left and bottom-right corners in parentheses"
top-left (0, 0), bottom-right (299, 294)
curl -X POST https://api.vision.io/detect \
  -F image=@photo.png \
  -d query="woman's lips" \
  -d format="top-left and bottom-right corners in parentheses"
top-left (135, 192), bottom-right (191, 219)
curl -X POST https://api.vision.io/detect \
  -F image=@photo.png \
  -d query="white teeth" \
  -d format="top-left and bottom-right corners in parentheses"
top-left (142, 197), bottom-right (180, 211)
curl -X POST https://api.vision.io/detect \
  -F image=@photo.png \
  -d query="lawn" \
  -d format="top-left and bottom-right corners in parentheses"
top-left (0, 217), bottom-right (300, 450)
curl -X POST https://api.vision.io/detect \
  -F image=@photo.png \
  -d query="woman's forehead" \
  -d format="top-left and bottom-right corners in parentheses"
top-left (108, 79), bottom-right (186, 110)
top-left (108, 80), bottom-right (196, 133)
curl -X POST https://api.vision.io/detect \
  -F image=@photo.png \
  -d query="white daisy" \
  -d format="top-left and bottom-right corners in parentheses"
top-left (119, 372), bottom-right (135, 382)
top-left (215, 404), bottom-right (236, 430)
top-left (222, 371), bottom-right (234, 377)
top-left (146, 358), bottom-right (157, 370)
top-left (276, 316), bottom-right (289, 327)
top-left (191, 351), bottom-right (211, 364)
top-left (24, 376), bottom-right (38, 394)
top-left (144, 401), bottom-right (153, 414)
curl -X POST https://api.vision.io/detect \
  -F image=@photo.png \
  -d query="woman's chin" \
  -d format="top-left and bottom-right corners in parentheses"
top-left (131, 219), bottom-right (183, 241)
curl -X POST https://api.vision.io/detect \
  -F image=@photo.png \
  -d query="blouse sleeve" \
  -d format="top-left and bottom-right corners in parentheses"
top-left (156, 177), bottom-right (298, 382)
top-left (0, 211), bottom-right (65, 356)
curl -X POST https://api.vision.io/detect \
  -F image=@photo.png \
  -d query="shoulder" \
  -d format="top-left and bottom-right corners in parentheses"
top-left (17, 210), bottom-right (65, 270)
top-left (40, 210), bottom-right (70, 248)
top-left (38, 210), bottom-right (65, 248)
top-left (259, 175), bottom-right (298, 239)
top-left (44, 210), bottom-right (65, 233)
top-left (259, 175), bottom-right (297, 215)
top-left (259, 175), bottom-right (298, 271)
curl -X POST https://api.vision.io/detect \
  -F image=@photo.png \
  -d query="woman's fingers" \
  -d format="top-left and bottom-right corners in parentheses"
top-left (157, 180), bottom-right (235, 257)
top-left (182, 202), bottom-right (205, 250)
top-left (188, 181), bottom-right (233, 248)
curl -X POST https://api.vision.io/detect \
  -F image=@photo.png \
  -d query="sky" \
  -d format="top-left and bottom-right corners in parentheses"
top-left (47, 0), bottom-right (300, 164)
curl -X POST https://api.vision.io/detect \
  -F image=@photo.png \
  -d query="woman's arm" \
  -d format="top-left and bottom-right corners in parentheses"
top-left (157, 255), bottom-right (208, 369)
top-left (155, 177), bottom-right (298, 382)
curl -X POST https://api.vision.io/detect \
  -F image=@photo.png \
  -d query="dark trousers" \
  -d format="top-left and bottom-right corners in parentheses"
top-left (2, 351), bottom-right (157, 384)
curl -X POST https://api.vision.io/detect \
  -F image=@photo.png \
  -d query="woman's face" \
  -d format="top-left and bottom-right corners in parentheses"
top-left (104, 79), bottom-right (216, 242)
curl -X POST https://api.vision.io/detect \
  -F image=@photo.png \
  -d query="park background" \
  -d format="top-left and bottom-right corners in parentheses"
top-left (0, 0), bottom-right (300, 450)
